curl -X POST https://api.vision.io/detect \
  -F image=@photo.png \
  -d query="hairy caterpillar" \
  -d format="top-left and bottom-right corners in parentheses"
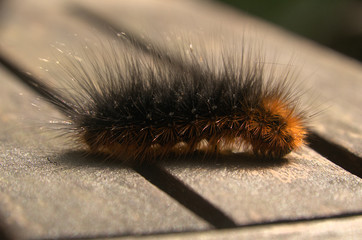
top-left (1, 34), bottom-right (308, 164)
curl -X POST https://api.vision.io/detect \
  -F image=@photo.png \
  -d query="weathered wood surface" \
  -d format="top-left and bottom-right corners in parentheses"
top-left (0, 0), bottom-right (361, 239)
top-left (162, 149), bottom-right (361, 225)
top-left (117, 216), bottom-right (362, 240)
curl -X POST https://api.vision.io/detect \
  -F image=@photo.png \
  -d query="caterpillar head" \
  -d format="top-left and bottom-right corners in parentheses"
top-left (243, 97), bottom-right (307, 158)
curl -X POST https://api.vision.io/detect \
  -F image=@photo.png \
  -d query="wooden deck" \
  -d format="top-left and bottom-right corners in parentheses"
top-left (0, 0), bottom-right (361, 239)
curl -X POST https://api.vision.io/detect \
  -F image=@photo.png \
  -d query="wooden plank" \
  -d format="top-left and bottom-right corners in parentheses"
top-left (113, 216), bottom-right (362, 240)
top-left (162, 149), bottom-right (362, 225)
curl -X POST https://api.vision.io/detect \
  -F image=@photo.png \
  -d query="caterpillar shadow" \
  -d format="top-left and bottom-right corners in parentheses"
top-left (53, 149), bottom-right (289, 171)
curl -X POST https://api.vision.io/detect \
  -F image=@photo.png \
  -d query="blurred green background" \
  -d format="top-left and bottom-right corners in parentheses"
top-left (217, 0), bottom-right (362, 61)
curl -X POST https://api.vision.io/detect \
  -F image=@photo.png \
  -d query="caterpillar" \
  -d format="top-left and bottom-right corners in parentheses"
top-left (1, 33), bottom-right (308, 164)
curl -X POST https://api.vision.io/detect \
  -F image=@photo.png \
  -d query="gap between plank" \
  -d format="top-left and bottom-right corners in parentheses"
top-left (308, 132), bottom-right (362, 178)
top-left (69, 5), bottom-right (186, 70)
top-left (0, 216), bottom-right (16, 240)
top-left (134, 164), bottom-right (238, 229)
